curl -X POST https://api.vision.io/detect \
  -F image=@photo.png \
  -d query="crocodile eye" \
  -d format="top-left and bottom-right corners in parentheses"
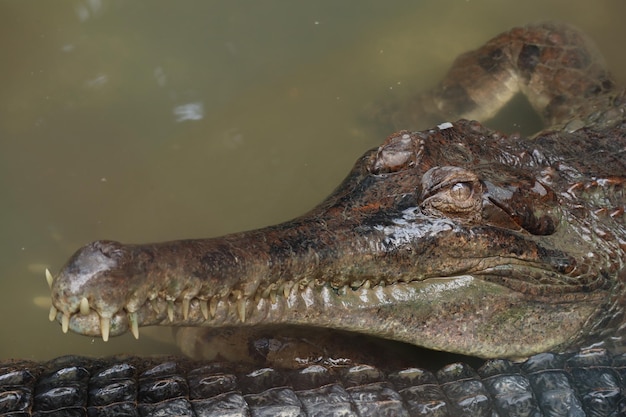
top-left (425, 181), bottom-right (480, 214)
top-left (420, 167), bottom-right (482, 220)
top-left (450, 182), bottom-right (472, 201)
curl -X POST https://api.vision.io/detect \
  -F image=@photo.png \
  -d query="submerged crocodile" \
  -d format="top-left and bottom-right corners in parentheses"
top-left (2, 23), bottom-right (626, 416)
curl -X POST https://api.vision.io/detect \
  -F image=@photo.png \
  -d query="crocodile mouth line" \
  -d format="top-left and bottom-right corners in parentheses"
top-left (47, 256), bottom-right (584, 342)
top-left (47, 268), bottom-right (478, 341)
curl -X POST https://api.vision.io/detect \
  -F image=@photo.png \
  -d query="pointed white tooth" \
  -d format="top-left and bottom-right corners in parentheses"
top-left (129, 312), bottom-right (139, 339)
top-left (261, 286), bottom-right (271, 299)
top-left (237, 298), bottom-right (246, 323)
top-left (264, 283), bottom-right (277, 301)
top-left (209, 297), bottom-right (218, 318)
top-left (200, 300), bottom-right (209, 320)
top-left (49, 305), bottom-right (58, 322)
top-left (363, 280), bottom-right (371, 289)
top-left (283, 282), bottom-right (293, 297)
top-left (167, 301), bottom-right (174, 322)
top-left (100, 316), bottom-right (110, 342)
top-left (182, 298), bottom-right (190, 320)
top-left (45, 269), bottom-right (54, 288)
top-left (61, 313), bottom-right (70, 333)
top-left (79, 297), bottom-right (89, 315)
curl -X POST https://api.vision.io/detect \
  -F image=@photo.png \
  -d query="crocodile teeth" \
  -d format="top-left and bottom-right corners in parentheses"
top-left (182, 298), bottom-right (190, 320)
top-left (200, 300), bottom-right (209, 320)
top-left (167, 301), bottom-right (174, 322)
top-left (260, 284), bottom-right (273, 300)
top-left (129, 312), bottom-right (139, 340)
top-left (350, 280), bottom-right (363, 290)
top-left (100, 316), bottom-right (110, 342)
top-left (61, 313), bottom-right (70, 333)
top-left (209, 297), bottom-right (218, 318)
top-left (45, 268), bottom-right (54, 288)
top-left (237, 298), bottom-right (246, 323)
top-left (49, 305), bottom-right (57, 322)
top-left (282, 282), bottom-right (293, 297)
top-left (149, 299), bottom-right (160, 313)
top-left (79, 297), bottom-right (90, 315)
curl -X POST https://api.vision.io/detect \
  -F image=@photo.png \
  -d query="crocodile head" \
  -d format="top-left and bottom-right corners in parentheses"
top-left (49, 120), bottom-right (625, 359)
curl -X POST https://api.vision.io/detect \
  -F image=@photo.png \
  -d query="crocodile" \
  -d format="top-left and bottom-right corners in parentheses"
top-left (3, 23), bottom-right (626, 416)
top-left (2, 348), bottom-right (625, 416)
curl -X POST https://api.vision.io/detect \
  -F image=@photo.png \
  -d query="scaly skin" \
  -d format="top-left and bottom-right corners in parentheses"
top-left (3, 348), bottom-right (625, 417)
top-left (49, 23), bottom-right (626, 360)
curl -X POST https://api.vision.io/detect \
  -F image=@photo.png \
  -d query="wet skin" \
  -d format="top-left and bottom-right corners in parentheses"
top-left (49, 23), bottom-right (626, 362)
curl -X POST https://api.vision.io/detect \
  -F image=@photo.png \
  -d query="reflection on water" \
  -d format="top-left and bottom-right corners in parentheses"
top-left (1, 1), bottom-right (625, 361)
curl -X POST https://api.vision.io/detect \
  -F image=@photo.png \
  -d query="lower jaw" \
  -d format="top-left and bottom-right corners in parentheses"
top-left (62, 275), bottom-right (480, 340)
top-left (59, 273), bottom-right (594, 360)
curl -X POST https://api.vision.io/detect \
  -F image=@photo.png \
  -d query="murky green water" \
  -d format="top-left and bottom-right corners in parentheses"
top-left (1, 1), bottom-right (625, 361)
